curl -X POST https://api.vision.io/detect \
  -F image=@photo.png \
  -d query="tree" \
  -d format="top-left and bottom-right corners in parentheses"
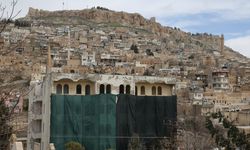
top-left (0, 0), bottom-right (21, 56)
top-left (0, 0), bottom-right (24, 141)
top-left (0, 97), bottom-right (13, 149)
top-left (65, 141), bottom-right (85, 150)
top-left (128, 133), bottom-right (145, 150)
top-left (14, 20), bottom-right (31, 27)
top-left (130, 44), bottom-right (139, 53)
top-left (0, 84), bottom-right (30, 149)
top-left (206, 113), bottom-right (250, 149)
top-left (145, 49), bottom-right (154, 56)
top-left (0, 0), bottom-right (21, 33)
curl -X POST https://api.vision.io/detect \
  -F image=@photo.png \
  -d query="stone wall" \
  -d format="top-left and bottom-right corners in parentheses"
top-left (26, 7), bottom-right (169, 35)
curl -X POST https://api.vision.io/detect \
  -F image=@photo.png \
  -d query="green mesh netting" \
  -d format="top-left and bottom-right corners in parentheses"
top-left (116, 95), bottom-right (177, 150)
top-left (50, 94), bottom-right (177, 150)
top-left (50, 94), bottom-right (116, 150)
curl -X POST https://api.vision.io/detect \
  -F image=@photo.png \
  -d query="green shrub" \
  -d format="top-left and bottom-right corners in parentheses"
top-left (65, 141), bottom-right (84, 150)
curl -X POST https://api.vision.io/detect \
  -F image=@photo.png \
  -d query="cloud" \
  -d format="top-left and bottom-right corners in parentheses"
top-left (6, 0), bottom-right (250, 22)
top-left (226, 32), bottom-right (243, 38)
top-left (88, 0), bottom-right (250, 22)
top-left (169, 20), bottom-right (203, 29)
top-left (225, 35), bottom-right (250, 58)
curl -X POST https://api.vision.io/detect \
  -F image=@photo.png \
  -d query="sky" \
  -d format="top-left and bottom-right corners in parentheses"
top-left (2, 0), bottom-right (250, 57)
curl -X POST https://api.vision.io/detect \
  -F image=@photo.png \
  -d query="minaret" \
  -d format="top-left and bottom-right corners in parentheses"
top-left (67, 26), bottom-right (71, 60)
top-left (68, 26), bottom-right (71, 48)
top-left (67, 49), bottom-right (71, 60)
top-left (47, 42), bottom-right (52, 73)
top-left (221, 34), bottom-right (224, 55)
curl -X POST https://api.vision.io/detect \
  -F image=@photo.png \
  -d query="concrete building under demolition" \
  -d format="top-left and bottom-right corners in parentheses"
top-left (28, 72), bottom-right (177, 150)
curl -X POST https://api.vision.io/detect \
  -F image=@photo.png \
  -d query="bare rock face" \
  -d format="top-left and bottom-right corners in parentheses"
top-left (26, 7), bottom-right (169, 34)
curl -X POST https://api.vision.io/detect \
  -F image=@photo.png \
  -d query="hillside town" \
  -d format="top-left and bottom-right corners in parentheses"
top-left (1, 6), bottom-right (250, 150)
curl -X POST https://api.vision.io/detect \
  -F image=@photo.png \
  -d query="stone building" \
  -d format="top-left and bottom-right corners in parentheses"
top-left (100, 53), bottom-right (122, 66)
top-left (212, 68), bottom-right (230, 92)
top-left (190, 87), bottom-right (204, 105)
top-left (81, 52), bottom-right (96, 66)
top-left (27, 72), bottom-right (176, 150)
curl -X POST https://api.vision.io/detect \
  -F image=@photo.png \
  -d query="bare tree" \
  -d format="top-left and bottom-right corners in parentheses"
top-left (0, 81), bottom-right (31, 149)
top-left (0, 0), bottom-right (21, 33)
top-left (0, 1), bottom-right (24, 149)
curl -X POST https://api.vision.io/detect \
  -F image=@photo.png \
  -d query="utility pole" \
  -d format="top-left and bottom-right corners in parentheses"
top-left (62, 2), bottom-right (65, 10)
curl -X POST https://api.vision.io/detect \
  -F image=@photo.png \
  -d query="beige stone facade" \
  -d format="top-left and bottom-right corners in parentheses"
top-left (52, 73), bottom-right (176, 96)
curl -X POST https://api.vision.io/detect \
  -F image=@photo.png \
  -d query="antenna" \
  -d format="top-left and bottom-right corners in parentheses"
top-left (62, 1), bottom-right (65, 10)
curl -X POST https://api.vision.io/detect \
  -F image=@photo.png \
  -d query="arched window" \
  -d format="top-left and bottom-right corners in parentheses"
top-left (126, 85), bottom-right (130, 94)
top-left (106, 84), bottom-right (111, 94)
top-left (141, 86), bottom-right (145, 95)
top-left (152, 86), bottom-right (156, 95)
top-left (100, 84), bottom-right (105, 94)
top-left (135, 86), bottom-right (138, 96)
top-left (76, 84), bottom-right (82, 94)
top-left (56, 84), bottom-right (62, 94)
top-left (63, 84), bottom-right (69, 94)
top-left (85, 85), bottom-right (91, 95)
top-left (119, 85), bottom-right (124, 94)
top-left (158, 86), bottom-right (162, 95)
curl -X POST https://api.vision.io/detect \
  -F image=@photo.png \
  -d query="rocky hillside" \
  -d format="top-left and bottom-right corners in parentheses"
top-left (0, 6), bottom-right (243, 83)
top-left (22, 7), bottom-right (249, 62)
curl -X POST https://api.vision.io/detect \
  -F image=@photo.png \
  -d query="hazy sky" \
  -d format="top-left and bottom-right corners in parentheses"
top-left (2, 0), bottom-right (250, 57)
